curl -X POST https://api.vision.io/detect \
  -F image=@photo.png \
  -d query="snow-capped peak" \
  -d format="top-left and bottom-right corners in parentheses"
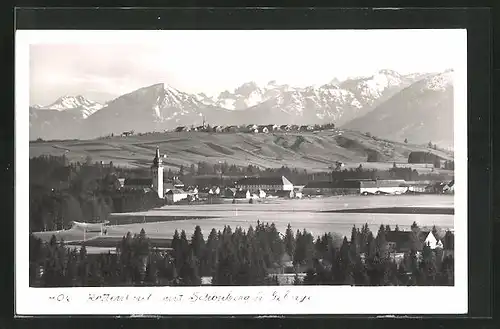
top-left (41, 95), bottom-right (104, 118)
top-left (425, 71), bottom-right (453, 91)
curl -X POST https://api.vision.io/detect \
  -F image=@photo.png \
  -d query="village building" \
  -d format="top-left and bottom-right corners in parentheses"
top-left (268, 189), bottom-right (294, 198)
top-left (385, 230), bottom-right (443, 253)
top-left (212, 125), bottom-right (224, 133)
top-left (165, 189), bottom-right (188, 204)
top-left (359, 179), bottom-right (408, 195)
top-left (302, 180), bottom-right (361, 196)
top-left (257, 125), bottom-right (269, 133)
top-left (235, 176), bottom-right (293, 193)
top-left (120, 147), bottom-right (181, 199)
top-left (246, 124), bottom-right (258, 132)
top-left (405, 180), bottom-right (432, 193)
top-left (302, 179), bottom-right (410, 196)
top-left (208, 186), bottom-right (221, 195)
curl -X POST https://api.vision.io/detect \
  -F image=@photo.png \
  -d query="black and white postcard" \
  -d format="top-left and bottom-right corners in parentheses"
top-left (16, 28), bottom-right (468, 315)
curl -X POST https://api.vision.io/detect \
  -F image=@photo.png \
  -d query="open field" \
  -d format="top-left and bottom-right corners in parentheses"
top-left (29, 130), bottom-right (454, 172)
top-left (33, 195), bottom-right (454, 244)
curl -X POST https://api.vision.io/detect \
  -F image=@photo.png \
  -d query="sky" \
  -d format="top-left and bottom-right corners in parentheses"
top-left (27, 29), bottom-right (466, 105)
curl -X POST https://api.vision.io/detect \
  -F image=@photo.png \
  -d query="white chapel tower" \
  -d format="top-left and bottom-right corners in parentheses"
top-left (151, 146), bottom-right (164, 199)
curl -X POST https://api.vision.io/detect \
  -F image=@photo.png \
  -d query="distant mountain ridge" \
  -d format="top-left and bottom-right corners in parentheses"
top-left (29, 69), bottom-right (453, 146)
top-left (343, 70), bottom-right (454, 148)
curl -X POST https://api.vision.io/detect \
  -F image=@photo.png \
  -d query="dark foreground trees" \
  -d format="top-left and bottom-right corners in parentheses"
top-left (30, 222), bottom-right (455, 287)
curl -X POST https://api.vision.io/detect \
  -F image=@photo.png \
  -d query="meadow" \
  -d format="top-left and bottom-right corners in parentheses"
top-left (33, 194), bottom-right (454, 244)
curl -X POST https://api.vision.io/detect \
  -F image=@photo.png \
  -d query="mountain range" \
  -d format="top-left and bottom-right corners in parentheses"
top-left (29, 69), bottom-right (454, 147)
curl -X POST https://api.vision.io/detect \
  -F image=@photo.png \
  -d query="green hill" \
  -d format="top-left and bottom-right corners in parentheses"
top-left (29, 130), bottom-right (454, 172)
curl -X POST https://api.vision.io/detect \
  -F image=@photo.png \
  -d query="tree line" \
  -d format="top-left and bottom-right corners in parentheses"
top-left (29, 155), bottom-right (454, 232)
top-left (30, 221), bottom-right (455, 287)
top-left (29, 155), bottom-right (165, 232)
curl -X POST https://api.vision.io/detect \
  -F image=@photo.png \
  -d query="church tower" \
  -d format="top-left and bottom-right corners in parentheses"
top-left (151, 146), bottom-right (164, 199)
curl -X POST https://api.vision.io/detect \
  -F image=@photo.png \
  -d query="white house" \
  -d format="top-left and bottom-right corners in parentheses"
top-left (424, 231), bottom-right (443, 249)
top-left (247, 124), bottom-right (258, 132)
top-left (166, 189), bottom-right (188, 203)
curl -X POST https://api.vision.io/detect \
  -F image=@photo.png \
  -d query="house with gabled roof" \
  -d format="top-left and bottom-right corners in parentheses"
top-left (165, 188), bottom-right (188, 204)
top-left (385, 230), bottom-right (443, 253)
top-left (235, 176), bottom-right (293, 193)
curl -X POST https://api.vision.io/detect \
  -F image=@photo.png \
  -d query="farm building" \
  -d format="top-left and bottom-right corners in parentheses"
top-left (359, 179), bottom-right (408, 195)
top-left (235, 176), bottom-right (293, 193)
top-left (302, 179), bottom-right (409, 196)
top-left (165, 189), bottom-right (188, 204)
top-left (385, 230), bottom-right (443, 253)
top-left (302, 180), bottom-right (361, 196)
top-left (268, 190), bottom-right (294, 198)
top-left (405, 181), bottom-right (433, 193)
top-left (257, 125), bottom-right (269, 133)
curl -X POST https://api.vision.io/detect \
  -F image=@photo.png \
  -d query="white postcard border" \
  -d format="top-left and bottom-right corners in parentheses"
top-left (15, 29), bottom-right (468, 315)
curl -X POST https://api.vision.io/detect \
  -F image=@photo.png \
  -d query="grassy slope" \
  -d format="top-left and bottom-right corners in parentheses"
top-left (29, 130), bottom-right (454, 173)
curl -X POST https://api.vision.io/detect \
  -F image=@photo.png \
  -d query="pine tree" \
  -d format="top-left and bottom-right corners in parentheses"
top-left (144, 258), bottom-right (158, 286)
top-left (432, 225), bottom-right (438, 238)
top-left (191, 225), bottom-right (205, 266)
top-left (376, 225), bottom-right (387, 258)
top-left (268, 223), bottom-right (284, 265)
top-left (213, 234), bottom-right (238, 285)
top-left (171, 230), bottom-right (182, 269)
top-left (411, 221), bottom-right (419, 231)
top-left (77, 245), bottom-right (89, 286)
top-left (283, 223), bottom-right (295, 259)
top-left (179, 250), bottom-right (201, 286)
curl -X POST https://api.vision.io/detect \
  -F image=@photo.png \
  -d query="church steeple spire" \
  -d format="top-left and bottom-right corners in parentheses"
top-left (151, 146), bottom-right (164, 199)
top-left (152, 146), bottom-right (163, 167)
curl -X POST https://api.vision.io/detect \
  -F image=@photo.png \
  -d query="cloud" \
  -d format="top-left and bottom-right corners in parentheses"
top-left (28, 29), bottom-right (465, 105)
